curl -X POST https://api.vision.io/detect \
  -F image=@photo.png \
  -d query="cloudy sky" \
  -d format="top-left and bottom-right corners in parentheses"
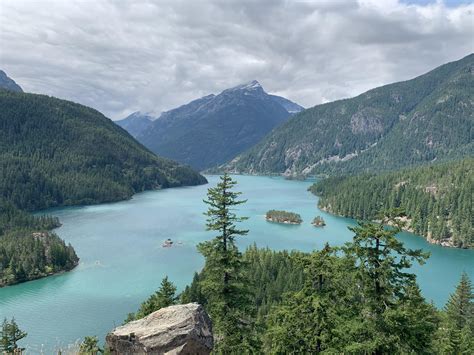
top-left (0, 0), bottom-right (473, 119)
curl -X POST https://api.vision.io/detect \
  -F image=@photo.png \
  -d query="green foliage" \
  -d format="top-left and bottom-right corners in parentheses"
top-left (0, 201), bottom-right (78, 286)
top-left (312, 215), bottom-right (325, 226)
top-left (181, 245), bottom-right (305, 321)
top-left (0, 229), bottom-right (78, 287)
top-left (265, 220), bottom-right (439, 354)
top-left (0, 318), bottom-right (27, 353)
top-left (445, 272), bottom-right (474, 330)
top-left (265, 210), bottom-right (302, 224)
top-left (126, 276), bottom-right (177, 322)
top-left (0, 89), bottom-right (205, 287)
top-left (0, 89), bottom-right (206, 212)
top-left (225, 53), bottom-right (474, 176)
top-left (311, 158), bottom-right (473, 248)
top-left (197, 174), bottom-right (256, 353)
top-left (434, 273), bottom-right (474, 354)
top-left (79, 336), bottom-right (102, 355)
top-left (342, 219), bottom-right (436, 354)
top-left (265, 244), bottom-right (356, 353)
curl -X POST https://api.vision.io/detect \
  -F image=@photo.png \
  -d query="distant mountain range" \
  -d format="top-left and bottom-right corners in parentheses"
top-left (0, 70), bottom-right (23, 92)
top-left (222, 54), bottom-right (474, 176)
top-left (116, 80), bottom-right (303, 170)
top-left (116, 111), bottom-right (155, 138)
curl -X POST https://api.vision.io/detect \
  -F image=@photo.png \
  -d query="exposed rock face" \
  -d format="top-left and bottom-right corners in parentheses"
top-left (125, 80), bottom-right (303, 170)
top-left (106, 303), bottom-right (213, 355)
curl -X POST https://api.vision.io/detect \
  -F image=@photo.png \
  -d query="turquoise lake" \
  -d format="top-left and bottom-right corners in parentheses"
top-left (0, 175), bottom-right (473, 353)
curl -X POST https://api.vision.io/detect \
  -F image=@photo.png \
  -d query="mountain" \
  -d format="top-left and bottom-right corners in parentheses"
top-left (0, 89), bottom-right (206, 212)
top-left (269, 94), bottom-right (304, 114)
top-left (310, 158), bottom-right (473, 248)
top-left (115, 111), bottom-right (155, 138)
top-left (223, 54), bottom-right (474, 176)
top-left (0, 70), bottom-right (23, 92)
top-left (125, 80), bottom-right (303, 171)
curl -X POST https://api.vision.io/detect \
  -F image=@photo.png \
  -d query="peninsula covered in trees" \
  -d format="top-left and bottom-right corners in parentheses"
top-left (266, 210), bottom-right (302, 224)
top-left (310, 159), bottom-right (473, 248)
top-left (0, 201), bottom-right (78, 286)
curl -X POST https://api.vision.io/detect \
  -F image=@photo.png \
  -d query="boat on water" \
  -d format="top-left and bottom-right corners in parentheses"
top-left (162, 238), bottom-right (173, 248)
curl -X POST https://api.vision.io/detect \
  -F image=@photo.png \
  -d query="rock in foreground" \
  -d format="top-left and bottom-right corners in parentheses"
top-left (106, 303), bottom-right (213, 354)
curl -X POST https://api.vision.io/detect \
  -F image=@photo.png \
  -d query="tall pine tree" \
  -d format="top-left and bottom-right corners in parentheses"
top-left (445, 272), bottom-right (474, 330)
top-left (0, 318), bottom-right (27, 353)
top-left (435, 272), bottom-right (474, 353)
top-left (197, 174), bottom-right (255, 353)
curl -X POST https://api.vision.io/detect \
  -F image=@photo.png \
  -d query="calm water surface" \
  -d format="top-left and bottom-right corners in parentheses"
top-left (0, 175), bottom-right (472, 353)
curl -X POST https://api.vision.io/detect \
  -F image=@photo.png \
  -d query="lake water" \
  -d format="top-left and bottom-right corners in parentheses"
top-left (0, 175), bottom-right (473, 353)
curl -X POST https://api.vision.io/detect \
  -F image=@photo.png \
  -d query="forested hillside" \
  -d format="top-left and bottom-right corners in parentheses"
top-left (223, 54), bottom-right (473, 176)
top-left (310, 159), bottom-right (473, 248)
top-left (0, 200), bottom-right (78, 286)
top-left (0, 89), bottom-right (206, 285)
top-left (0, 89), bottom-right (206, 211)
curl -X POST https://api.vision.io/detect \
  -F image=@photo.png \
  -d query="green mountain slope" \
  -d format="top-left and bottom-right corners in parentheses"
top-left (310, 159), bottom-right (473, 248)
top-left (0, 90), bottom-right (206, 211)
top-left (223, 54), bottom-right (473, 176)
top-left (0, 89), bottom-right (206, 286)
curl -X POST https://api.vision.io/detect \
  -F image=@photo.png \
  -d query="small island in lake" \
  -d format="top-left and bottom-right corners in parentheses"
top-left (312, 216), bottom-right (326, 227)
top-left (266, 210), bottom-right (302, 224)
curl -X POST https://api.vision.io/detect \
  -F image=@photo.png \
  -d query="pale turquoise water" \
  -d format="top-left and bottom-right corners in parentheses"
top-left (0, 175), bottom-right (472, 353)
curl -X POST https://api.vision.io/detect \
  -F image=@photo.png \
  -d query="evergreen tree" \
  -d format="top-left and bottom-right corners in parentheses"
top-left (197, 174), bottom-right (255, 353)
top-left (137, 276), bottom-right (177, 318)
top-left (79, 335), bottom-right (102, 354)
top-left (445, 272), bottom-right (474, 330)
top-left (0, 317), bottom-right (27, 353)
top-left (180, 272), bottom-right (206, 306)
top-left (265, 244), bottom-right (355, 353)
top-left (434, 273), bottom-right (474, 354)
top-left (128, 276), bottom-right (177, 321)
top-left (342, 215), bottom-right (434, 354)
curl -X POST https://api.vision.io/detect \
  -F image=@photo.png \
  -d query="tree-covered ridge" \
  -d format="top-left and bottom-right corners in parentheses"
top-left (222, 53), bottom-right (474, 176)
top-left (0, 200), bottom-right (78, 286)
top-left (310, 158), bottom-right (473, 248)
top-left (0, 89), bottom-right (206, 211)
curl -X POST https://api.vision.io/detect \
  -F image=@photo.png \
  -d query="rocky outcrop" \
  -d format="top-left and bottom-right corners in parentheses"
top-left (106, 303), bottom-right (213, 355)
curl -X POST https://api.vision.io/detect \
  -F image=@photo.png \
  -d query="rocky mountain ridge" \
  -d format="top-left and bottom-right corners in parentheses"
top-left (117, 80), bottom-right (303, 170)
top-left (222, 54), bottom-right (474, 176)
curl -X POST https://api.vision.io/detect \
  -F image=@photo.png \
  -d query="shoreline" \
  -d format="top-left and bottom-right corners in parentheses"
top-left (0, 260), bottom-right (79, 289)
top-left (318, 205), bottom-right (469, 249)
top-left (265, 217), bottom-right (302, 225)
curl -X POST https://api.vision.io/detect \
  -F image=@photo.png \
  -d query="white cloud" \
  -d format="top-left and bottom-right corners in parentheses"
top-left (0, 0), bottom-right (472, 119)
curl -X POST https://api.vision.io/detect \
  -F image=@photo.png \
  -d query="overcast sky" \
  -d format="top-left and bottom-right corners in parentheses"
top-left (0, 0), bottom-right (473, 119)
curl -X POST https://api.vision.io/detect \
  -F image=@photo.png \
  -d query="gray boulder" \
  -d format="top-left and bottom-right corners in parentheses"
top-left (106, 303), bottom-right (213, 354)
